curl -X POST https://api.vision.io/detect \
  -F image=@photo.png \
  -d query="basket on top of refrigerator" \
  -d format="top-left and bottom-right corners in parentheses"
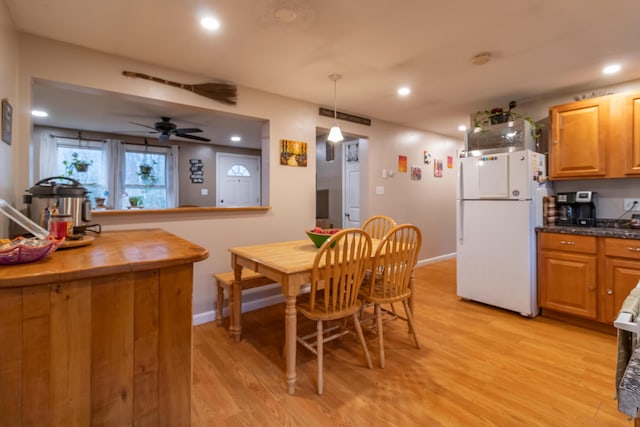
top-left (465, 118), bottom-right (539, 157)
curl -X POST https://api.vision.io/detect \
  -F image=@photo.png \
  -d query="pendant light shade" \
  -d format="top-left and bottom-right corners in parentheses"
top-left (328, 126), bottom-right (343, 143)
top-left (327, 74), bottom-right (344, 143)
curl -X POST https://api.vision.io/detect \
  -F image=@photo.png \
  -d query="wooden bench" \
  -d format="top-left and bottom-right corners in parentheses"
top-left (214, 270), bottom-right (276, 333)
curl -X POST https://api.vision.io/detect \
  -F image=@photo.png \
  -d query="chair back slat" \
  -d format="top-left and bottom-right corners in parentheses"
top-left (367, 224), bottom-right (422, 300)
top-left (309, 229), bottom-right (372, 315)
top-left (361, 215), bottom-right (397, 239)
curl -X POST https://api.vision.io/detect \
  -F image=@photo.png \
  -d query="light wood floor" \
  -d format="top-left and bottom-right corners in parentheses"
top-left (191, 259), bottom-right (632, 426)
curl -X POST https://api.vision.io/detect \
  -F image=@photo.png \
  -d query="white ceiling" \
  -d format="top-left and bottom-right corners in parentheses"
top-left (7, 0), bottom-right (640, 140)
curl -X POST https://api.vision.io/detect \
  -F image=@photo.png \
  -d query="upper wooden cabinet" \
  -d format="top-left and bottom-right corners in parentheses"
top-left (548, 90), bottom-right (640, 179)
top-left (620, 91), bottom-right (640, 175)
top-left (549, 97), bottom-right (609, 179)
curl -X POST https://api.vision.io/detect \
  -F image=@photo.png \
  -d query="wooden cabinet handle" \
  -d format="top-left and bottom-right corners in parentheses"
top-left (560, 240), bottom-right (576, 245)
top-left (626, 247), bottom-right (640, 252)
top-left (607, 289), bottom-right (613, 295)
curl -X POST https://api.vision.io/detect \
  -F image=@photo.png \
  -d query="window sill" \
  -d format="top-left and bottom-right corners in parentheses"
top-left (92, 206), bottom-right (271, 216)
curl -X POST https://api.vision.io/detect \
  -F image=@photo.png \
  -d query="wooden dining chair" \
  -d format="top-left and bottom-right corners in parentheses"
top-left (361, 215), bottom-right (397, 239)
top-left (359, 224), bottom-right (422, 368)
top-left (296, 228), bottom-right (373, 395)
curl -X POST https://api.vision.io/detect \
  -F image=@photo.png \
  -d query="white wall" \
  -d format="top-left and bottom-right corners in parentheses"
top-left (12, 34), bottom-right (461, 319)
top-left (0, 1), bottom-right (18, 233)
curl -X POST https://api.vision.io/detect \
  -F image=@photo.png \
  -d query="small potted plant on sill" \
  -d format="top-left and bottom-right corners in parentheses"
top-left (473, 100), bottom-right (543, 140)
top-left (128, 196), bottom-right (143, 208)
top-left (62, 152), bottom-right (93, 176)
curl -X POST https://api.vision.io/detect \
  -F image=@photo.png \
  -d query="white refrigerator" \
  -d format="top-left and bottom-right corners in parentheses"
top-left (456, 149), bottom-right (547, 317)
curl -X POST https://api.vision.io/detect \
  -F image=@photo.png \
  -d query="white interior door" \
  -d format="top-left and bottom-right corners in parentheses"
top-left (216, 153), bottom-right (261, 207)
top-left (342, 141), bottom-right (360, 228)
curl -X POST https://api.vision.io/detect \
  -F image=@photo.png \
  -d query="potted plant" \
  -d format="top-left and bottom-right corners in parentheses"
top-left (128, 196), bottom-right (143, 208)
top-left (62, 152), bottom-right (93, 176)
top-left (473, 100), bottom-right (543, 140)
top-left (137, 160), bottom-right (158, 185)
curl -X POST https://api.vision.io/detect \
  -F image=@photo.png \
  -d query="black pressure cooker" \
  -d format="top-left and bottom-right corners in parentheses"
top-left (23, 176), bottom-right (101, 235)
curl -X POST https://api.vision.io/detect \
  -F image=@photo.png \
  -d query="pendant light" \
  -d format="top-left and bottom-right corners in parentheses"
top-left (327, 74), bottom-right (344, 143)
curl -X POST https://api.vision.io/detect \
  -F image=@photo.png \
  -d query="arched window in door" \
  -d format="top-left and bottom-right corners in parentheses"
top-left (228, 164), bottom-right (251, 177)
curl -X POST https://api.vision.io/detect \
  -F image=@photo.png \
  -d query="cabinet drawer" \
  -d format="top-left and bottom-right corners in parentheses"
top-left (604, 238), bottom-right (640, 259)
top-left (539, 233), bottom-right (597, 253)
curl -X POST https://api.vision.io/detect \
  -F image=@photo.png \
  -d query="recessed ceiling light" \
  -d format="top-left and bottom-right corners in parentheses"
top-left (458, 125), bottom-right (467, 132)
top-left (231, 136), bottom-right (241, 142)
top-left (397, 87), bottom-right (411, 96)
top-left (31, 110), bottom-right (48, 117)
top-left (603, 64), bottom-right (621, 75)
top-left (200, 16), bottom-right (220, 31)
top-left (274, 7), bottom-right (297, 23)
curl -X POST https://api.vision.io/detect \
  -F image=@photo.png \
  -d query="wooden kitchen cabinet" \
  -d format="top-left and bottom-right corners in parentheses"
top-left (603, 237), bottom-right (640, 323)
top-left (538, 233), bottom-right (597, 319)
top-left (620, 91), bottom-right (640, 175)
top-left (549, 97), bottom-right (609, 179)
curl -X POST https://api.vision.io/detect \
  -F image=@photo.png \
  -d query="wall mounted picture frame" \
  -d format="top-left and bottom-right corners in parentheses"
top-left (280, 139), bottom-right (308, 167)
top-left (2, 99), bottom-right (12, 145)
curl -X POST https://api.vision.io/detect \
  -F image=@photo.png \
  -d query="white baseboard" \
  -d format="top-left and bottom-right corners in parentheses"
top-left (192, 255), bottom-right (454, 326)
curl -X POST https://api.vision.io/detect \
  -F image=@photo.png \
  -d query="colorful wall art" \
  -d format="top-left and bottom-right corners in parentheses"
top-left (280, 139), bottom-right (308, 167)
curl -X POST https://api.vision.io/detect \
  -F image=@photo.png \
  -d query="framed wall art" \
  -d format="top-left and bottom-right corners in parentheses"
top-left (280, 139), bottom-right (307, 167)
top-left (2, 99), bottom-right (12, 145)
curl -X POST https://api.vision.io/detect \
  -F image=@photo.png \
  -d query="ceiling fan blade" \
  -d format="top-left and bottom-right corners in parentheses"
top-left (175, 133), bottom-right (211, 142)
top-left (130, 121), bottom-right (158, 131)
top-left (174, 127), bottom-right (203, 134)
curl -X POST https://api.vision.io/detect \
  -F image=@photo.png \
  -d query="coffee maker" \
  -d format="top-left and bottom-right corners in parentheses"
top-left (556, 191), bottom-right (597, 227)
top-left (575, 191), bottom-right (597, 226)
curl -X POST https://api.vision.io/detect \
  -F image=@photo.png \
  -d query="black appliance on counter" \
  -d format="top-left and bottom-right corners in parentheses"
top-left (556, 191), bottom-right (597, 227)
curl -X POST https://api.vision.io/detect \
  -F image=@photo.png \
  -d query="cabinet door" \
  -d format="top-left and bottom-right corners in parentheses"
top-left (604, 257), bottom-right (640, 323)
top-left (622, 91), bottom-right (640, 175)
top-left (549, 98), bottom-right (609, 179)
top-left (538, 251), bottom-right (597, 318)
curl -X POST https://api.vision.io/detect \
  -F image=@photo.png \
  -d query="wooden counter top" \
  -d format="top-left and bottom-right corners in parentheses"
top-left (0, 228), bottom-right (209, 288)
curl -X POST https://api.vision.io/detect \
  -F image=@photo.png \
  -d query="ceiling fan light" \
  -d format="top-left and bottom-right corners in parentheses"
top-left (328, 125), bottom-right (344, 142)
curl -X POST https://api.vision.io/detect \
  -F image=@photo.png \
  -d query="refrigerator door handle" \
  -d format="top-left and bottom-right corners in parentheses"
top-left (458, 199), bottom-right (464, 241)
top-left (458, 161), bottom-right (464, 241)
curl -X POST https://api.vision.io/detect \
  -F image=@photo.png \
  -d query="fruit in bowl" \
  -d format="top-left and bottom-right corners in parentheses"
top-left (306, 227), bottom-right (340, 248)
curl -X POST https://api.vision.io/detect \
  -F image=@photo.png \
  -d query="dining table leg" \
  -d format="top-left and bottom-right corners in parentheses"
top-left (229, 264), bottom-right (243, 342)
top-left (284, 295), bottom-right (297, 394)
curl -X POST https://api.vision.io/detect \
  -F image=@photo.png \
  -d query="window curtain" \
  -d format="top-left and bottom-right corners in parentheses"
top-left (167, 145), bottom-right (179, 208)
top-left (106, 139), bottom-right (125, 209)
top-left (39, 135), bottom-right (58, 180)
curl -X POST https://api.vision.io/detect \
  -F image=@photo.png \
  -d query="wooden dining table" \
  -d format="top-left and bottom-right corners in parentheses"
top-left (228, 237), bottom-right (392, 395)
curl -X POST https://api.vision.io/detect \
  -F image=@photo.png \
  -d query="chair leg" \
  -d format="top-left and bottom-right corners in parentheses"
top-left (402, 300), bottom-right (420, 349)
top-left (216, 283), bottom-right (224, 326)
top-left (317, 320), bottom-right (324, 395)
top-left (351, 313), bottom-right (373, 369)
top-left (375, 303), bottom-right (385, 368)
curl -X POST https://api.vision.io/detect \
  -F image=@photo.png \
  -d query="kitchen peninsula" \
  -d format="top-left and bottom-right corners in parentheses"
top-left (0, 229), bottom-right (208, 426)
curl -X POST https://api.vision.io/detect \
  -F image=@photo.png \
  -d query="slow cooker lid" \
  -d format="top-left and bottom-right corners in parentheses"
top-left (27, 176), bottom-right (88, 197)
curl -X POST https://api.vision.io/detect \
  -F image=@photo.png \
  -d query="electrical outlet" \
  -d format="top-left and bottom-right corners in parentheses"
top-left (623, 198), bottom-right (640, 211)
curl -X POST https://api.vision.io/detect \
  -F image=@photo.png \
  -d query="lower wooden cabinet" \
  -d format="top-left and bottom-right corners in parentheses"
top-left (603, 238), bottom-right (640, 323)
top-left (538, 233), bottom-right (597, 319)
top-left (538, 232), bottom-right (640, 325)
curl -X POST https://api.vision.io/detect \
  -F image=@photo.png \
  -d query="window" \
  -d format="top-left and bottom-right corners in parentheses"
top-left (123, 146), bottom-right (168, 209)
top-left (55, 141), bottom-right (108, 206)
top-left (228, 164), bottom-right (251, 177)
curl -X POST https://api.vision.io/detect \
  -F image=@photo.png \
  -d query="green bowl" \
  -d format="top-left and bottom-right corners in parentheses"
top-left (306, 229), bottom-right (340, 248)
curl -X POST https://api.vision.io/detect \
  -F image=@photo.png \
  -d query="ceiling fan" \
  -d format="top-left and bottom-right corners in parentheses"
top-left (130, 116), bottom-right (211, 142)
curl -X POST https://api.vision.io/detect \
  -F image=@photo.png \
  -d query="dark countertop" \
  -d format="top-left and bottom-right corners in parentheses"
top-left (537, 225), bottom-right (640, 240)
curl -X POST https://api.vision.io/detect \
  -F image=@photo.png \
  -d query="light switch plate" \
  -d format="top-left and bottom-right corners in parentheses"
top-left (201, 188), bottom-right (208, 196)
top-left (375, 186), bottom-right (384, 195)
